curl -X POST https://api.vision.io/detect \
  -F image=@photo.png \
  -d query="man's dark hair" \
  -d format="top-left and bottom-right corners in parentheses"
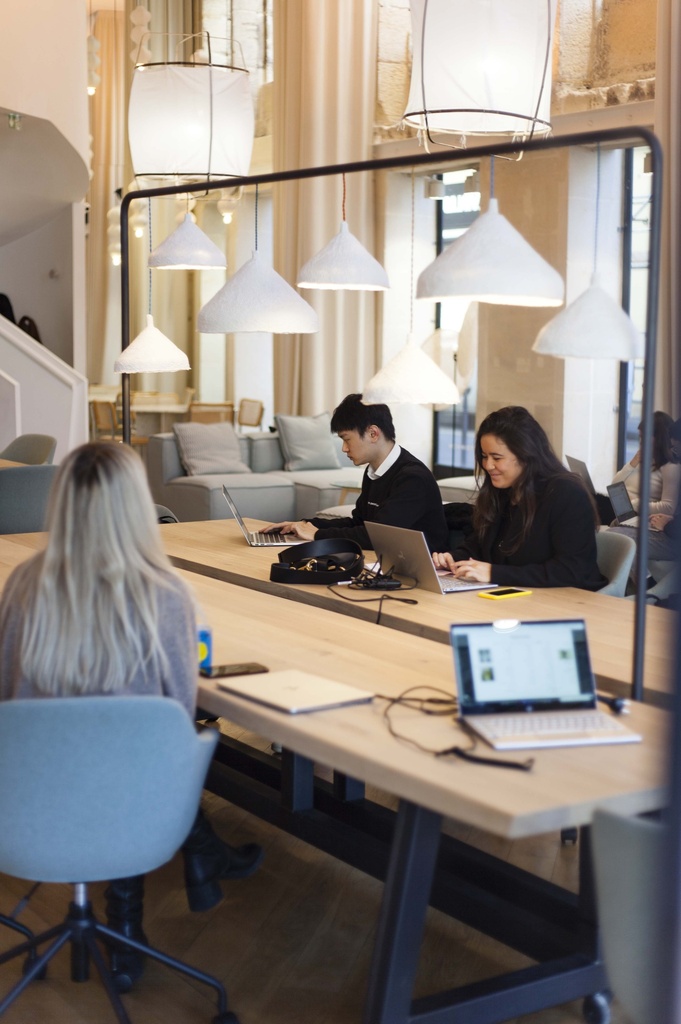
top-left (329, 393), bottom-right (396, 442)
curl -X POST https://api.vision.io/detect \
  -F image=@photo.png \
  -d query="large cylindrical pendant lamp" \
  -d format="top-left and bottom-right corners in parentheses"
top-left (128, 62), bottom-right (254, 180)
top-left (404, 0), bottom-right (558, 139)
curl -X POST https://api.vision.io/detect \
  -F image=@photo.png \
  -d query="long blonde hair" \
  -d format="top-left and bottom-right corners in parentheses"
top-left (0, 442), bottom-right (180, 694)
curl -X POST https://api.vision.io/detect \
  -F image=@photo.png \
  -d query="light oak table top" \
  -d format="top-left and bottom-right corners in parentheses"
top-left (187, 569), bottom-right (668, 840)
top-left (0, 533), bottom-right (669, 839)
top-left (158, 518), bottom-right (676, 703)
top-left (0, 458), bottom-right (27, 469)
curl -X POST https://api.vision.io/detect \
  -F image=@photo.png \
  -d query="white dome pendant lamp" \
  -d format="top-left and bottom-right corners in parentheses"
top-left (533, 147), bottom-right (641, 360)
top-left (364, 173), bottom-right (459, 406)
top-left (297, 175), bottom-right (389, 291)
top-left (114, 314), bottom-right (190, 373)
top-left (198, 185), bottom-right (319, 334)
top-left (417, 157), bottom-right (564, 307)
top-left (148, 213), bottom-right (227, 270)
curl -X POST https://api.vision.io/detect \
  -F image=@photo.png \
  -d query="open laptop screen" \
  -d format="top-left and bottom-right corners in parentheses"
top-left (451, 619), bottom-right (596, 715)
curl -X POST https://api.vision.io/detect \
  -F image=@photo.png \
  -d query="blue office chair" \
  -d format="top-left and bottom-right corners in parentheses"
top-left (0, 697), bottom-right (239, 1024)
top-left (591, 809), bottom-right (666, 1024)
top-left (0, 464), bottom-right (58, 533)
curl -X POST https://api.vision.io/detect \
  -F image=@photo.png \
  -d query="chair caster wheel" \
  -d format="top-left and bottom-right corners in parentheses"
top-left (213, 1012), bottom-right (240, 1024)
top-left (582, 992), bottom-right (611, 1024)
top-left (22, 956), bottom-right (47, 981)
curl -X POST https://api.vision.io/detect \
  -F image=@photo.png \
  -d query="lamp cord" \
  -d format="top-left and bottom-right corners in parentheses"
top-left (147, 197), bottom-right (152, 314)
top-left (254, 182), bottom-right (259, 251)
top-left (409, 170), bottom-right (415, 333)
top-left (342, 173), bottom-right (347, 221)
top-left (490, 155), bottom-right (495, 198)
top-left (594, 143), bottom-right (601, 275)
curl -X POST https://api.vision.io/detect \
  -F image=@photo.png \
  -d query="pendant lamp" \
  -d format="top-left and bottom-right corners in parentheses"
top-left (532, 274), bottom-right (642, 360)
top-left (363, 333), bottom-right (460, 405)
top-left (364, 172), bottom-right (459, 406)
top-left (198, 250), bottom-right (319, 333)
top-left (404, 0), bottom-right (557, 141)
top-left (198, 184), bottom-right (318, 334)
top-left (533, 148), bottom-right (640, 360)
top-left (148, 213), bottom-right (227, 270)
top-left (417, 198), bottom-right (564, 307)
top-left (297, 175), bottom-right (389, 291)
top-left (128, 35), bottom-right (254, 181)
top-left (114, 314), bottom-right (190, 373)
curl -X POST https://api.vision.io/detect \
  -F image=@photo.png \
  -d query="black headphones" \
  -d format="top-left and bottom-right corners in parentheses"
top-left (269, 538), bottom-right (364, 585)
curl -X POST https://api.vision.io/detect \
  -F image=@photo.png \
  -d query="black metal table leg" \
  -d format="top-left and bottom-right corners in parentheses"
top-left (362, 800), bottom-right (442, 1024)
top-left (281, 750), bottom-right (314, 811)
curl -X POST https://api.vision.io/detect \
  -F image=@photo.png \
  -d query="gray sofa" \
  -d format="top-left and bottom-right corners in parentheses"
top-left (146, 430), bottom-right (365, 523)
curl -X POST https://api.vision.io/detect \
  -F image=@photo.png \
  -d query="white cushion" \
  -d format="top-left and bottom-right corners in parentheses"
top-left (173, 421), bottom-right (251, 476)
top-left (274, 412), bottom-right (341, 471)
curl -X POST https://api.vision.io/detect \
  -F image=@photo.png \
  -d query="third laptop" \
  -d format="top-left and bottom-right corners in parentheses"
top-left (365, 521), bottom-right (497, 594)
top-left (222, 486), bottom-right (304, 547)
top-left (450, 619), bottom-right (641, 750)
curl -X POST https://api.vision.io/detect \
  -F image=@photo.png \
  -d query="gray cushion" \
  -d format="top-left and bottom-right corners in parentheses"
top-left (173, 421), bottom-right (251, 476)
top-left (274, 413), bottom-right (341, 471)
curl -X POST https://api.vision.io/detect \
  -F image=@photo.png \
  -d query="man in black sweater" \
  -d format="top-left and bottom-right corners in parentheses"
top-left (264, 393), bottom-right (448, 550)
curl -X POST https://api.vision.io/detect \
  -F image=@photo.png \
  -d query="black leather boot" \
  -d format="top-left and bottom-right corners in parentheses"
top-left (104, 874), bottom-right (147, 993)
top-left (182, 809), bottom-right (264, 912)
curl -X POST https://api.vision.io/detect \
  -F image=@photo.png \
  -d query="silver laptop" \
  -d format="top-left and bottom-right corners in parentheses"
top-left (450, 619), bottom-right (641, 750)
top-left (365, 521), bottom-right (497, 594)
top-left (606, 481), bottom-right (637, 525)
top-left (222, 486), bottom-right (304, 546)
top-left (216, 669), bottom-right (374, 714)
top-left (566, 455), bottom-right (597, 495)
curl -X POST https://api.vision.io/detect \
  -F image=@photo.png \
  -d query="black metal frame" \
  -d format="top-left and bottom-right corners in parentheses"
top-left (120, 124), bottom-right (662, 702)
top-left (206, 734), bottom-right (609, 1023)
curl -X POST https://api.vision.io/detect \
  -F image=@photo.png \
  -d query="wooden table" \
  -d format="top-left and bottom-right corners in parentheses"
top-left (186, 568), bottom-right (667, 1024)
top-left (0, 532), bottom-right (671, 1023)
top-left (159, 518), bottom-right (676, 705)
top-left (0, 459), bottom-right (27, 469)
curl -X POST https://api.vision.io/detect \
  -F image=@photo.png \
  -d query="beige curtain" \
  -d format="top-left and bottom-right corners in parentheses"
top-left (272, 0), bottom-right (380, 415)
top-left (654, 0), bottom-right (681, 417)
top-left (87, 9), bottom-right (126, 385)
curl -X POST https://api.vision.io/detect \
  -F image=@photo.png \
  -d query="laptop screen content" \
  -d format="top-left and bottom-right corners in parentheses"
top-left (451, 619), bottom-right (596, 716)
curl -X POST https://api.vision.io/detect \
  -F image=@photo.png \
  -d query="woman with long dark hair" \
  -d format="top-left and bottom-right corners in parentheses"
top-left (610, 410), bottom-right (680, 521)
top-left (433, 406), bottom-right (605, 589)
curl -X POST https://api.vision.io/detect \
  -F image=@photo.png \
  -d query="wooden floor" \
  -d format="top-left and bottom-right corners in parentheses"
top-left (0, 732), bottom-right (630, 1024)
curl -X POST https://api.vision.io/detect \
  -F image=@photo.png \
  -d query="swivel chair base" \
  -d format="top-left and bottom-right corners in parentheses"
top-left (0, 884), bottom-right (239, 1024)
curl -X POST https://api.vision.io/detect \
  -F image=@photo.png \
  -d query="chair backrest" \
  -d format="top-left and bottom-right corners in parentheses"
top-left (0, 697), bottom-right (217, 884)
top-left (591, 809), bottom-right (666, 1024)
top-left (237, 398), bottom-right (265, 430)
top-left (0, 465), bottom-right (59, 533)
top-left (155, 503), bottom-right (180, 523)
top-left (188, 402), bottom-right (235, 424)
top-left (90, 400), bottom-right (120, 439)
top-left (0, 433), bottom-right (57, 465)
top-left (596, 530), bottom-right (636, 596)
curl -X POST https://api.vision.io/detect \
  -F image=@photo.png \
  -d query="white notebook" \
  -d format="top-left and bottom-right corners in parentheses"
top-left (217, 669), bottom-right (374, 715)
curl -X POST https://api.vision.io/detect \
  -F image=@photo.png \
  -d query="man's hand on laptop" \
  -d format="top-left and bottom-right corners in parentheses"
top-left (432, 552), bottom-right (492, 583)
top-left (264, 520), bottom-right (319, 541)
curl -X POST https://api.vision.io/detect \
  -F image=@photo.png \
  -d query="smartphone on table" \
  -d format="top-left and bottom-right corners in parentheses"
top-left (200, 663), bottom-right (269, 678)
top-left (478, 588), bottom-right (532, 600)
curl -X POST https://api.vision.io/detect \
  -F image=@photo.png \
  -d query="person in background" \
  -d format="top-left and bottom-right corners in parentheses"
top-left (0, 443), bottom-right (263, 993)
top-left (265, 393), bottom-right (448, 550)
top-left (609, 410), bottom-right (680, 522)
top-left (432, 406), bottom-right (606, 590)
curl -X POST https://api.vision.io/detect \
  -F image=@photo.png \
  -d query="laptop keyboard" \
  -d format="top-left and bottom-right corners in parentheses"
top-left (441, 577), bottom-right (489, 592)
top-left (481, 711), bottom-right (623, 739)
top-left (253, 530), bottom-right (289, 544)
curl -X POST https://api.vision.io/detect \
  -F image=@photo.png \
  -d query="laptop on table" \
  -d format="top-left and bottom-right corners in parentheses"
top-left (450, 619), bottom-right (641, 750)
top-left (365, 521), bottom-right (497, 594)
top-left (216, 669), bottom-right (374, 714)
top-left (222, 486), bottom-right (304, 547)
